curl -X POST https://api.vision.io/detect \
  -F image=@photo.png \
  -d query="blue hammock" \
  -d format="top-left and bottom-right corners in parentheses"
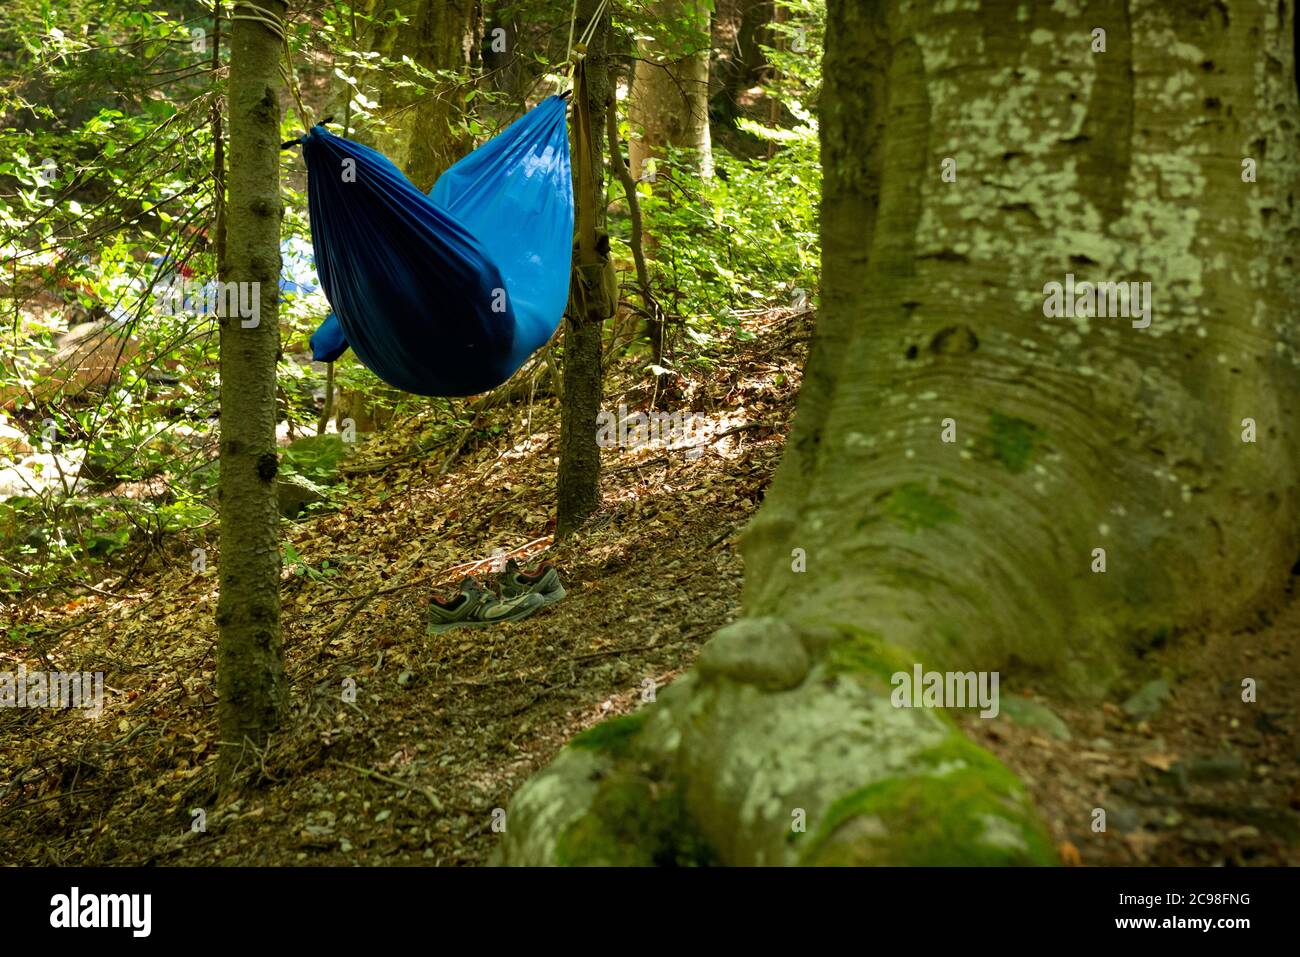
top-left (302, 96), bottom-right (574, 396)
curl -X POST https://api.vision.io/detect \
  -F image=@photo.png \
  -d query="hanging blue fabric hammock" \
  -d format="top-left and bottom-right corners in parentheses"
top-left (301, 95), bottom-right (574, 397)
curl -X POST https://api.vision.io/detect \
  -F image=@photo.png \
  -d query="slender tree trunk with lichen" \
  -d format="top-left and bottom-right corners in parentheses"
top-left (555, 1), bottom-right (611, 539)
top-left (217, 1), bottom-right (288, 782)
top-left (499, 0), bottom-right (1300, 865)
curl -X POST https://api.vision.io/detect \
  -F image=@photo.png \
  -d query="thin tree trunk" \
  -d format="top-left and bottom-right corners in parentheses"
top-left (555, 0), bottom-right (611, 540)
top-left (711, 0), bottom-right (771, 120)
top-left (501, 0), bottom-right (1300, 865)
top-left (211, 2), bottom-right (226, 271)
top-left (217, 0), bottom-right (288, 782)
top-left (606, 101), bottom-right (662, 361)
top-left (764, 1), bottom-right (784, 158)
top-left (316, 360), bottom-right (334, 435)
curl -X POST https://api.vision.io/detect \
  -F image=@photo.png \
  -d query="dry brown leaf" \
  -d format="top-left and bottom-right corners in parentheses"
top-left (1141, 752), bottom-right (1178, 772)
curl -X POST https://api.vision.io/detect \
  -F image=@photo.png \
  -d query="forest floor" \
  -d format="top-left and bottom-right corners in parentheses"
top-left (1, 307), bottom-right (1297, 866)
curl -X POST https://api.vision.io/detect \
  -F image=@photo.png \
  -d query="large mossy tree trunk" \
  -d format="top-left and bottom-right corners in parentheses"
top-left (217, 0), bottom-right (289, 781)
top-left (628, 0), bottom-right (714, 183)
top-left (369, 0), bottom-right (478, 191)
top-left (555, 1), bottom-right (611, 539)
top-left (627, 0), bottom-right (713, 363)
top-left (501, 0), bottom-right (1300, 864)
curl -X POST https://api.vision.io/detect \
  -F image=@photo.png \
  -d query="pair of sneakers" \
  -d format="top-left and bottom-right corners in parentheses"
top-left (426, 559), bottom-right (566, 635)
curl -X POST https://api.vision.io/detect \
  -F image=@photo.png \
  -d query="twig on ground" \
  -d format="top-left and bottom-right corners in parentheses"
top-left (328, 758), bottom-right (444, 812)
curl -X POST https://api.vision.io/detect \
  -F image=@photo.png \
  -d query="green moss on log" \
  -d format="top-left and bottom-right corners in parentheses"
top-left (824, 628), bottom-right (915, 681)
top-left (570, 710), bottom-right (650, 759)
top-left (554, 768), bottom-right (716, 867)
top-left (558, 710), bottom-right (717, 865)
top-left (984, 412), bottom-right (1041, 473)
top-left (800, 734), bottom-right (1056, 866)
top-left (883, 482), bottom-right (958, 532)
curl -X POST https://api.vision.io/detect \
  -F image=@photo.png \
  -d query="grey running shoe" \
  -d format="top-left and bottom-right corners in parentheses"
top-left (427, 576), bottom-right (546, 634)
top-left (496, 559), bottom-right (566, 606)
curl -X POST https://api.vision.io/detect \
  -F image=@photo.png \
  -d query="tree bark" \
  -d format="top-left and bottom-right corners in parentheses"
top-left (711, 0), bottom-right (771, 106)
top-left (211, 1), bottom-right (227, 272)
top-left (708, 0), bottom-right (773, 156)
top-left (369, 0), bottom-right (478, 191)
top-left (217, 0), bottom-right (288, 782)
top-left (628, 0), bottom-right (714, 183)
top-left (607, 101), bottom-right (663, 360)
top-left (627, 0), bottom-right (713, 360)
top-left (500, 0), bottom-right (1300, 864)
top-left (555, 1), bottom-right (611, 540)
